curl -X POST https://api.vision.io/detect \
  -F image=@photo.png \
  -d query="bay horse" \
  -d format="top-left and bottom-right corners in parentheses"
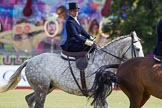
top-left (117, 57), bottom-right (162, 108)
top-left (0, 31), bottom-right (144, 108)
top-left (91, 57), bottom-right (162, 108)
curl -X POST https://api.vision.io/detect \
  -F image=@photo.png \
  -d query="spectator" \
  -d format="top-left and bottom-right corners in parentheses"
top-left (56, 5), bottom-right (68, 46)
top-left (88, 19), bottom-right (109, 46)
top-left (41, 6), bottom-right (68, 53)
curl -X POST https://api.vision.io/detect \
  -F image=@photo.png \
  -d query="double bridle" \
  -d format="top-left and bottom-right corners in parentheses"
top-left (86, 35), bottom-right (139, 79)
top-left (99, 34), bottom-right (138, 62)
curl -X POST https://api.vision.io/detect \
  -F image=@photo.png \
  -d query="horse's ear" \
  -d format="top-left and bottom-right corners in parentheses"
top-left (131, 31), bottom-right (138, 41)
top-left (131, 31), bottom-right (144, 44)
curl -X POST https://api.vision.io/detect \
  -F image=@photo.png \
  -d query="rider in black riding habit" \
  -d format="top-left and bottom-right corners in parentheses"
top-left (61, 2), bottom-right (96, 52)
top-left (154, 18), bottom-right (162, 61)
top-left (60, 2), bottom-right (97, 96)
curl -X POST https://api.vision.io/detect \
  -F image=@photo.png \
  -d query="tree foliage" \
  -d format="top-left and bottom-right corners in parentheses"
top-left (106, 0), bottom-right (162, 54)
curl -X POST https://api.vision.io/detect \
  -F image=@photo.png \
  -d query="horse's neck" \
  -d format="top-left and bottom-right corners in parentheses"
top-left (102, 41), bottom-right (126, 63)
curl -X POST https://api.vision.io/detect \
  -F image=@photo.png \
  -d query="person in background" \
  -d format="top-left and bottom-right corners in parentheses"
top-left (88, 19), bottom-right (109, 46)
top-left (61, 2), bottom-right (95, 52)
top-left (56, 5), bottom-right (68, 46)
top-left (40, 6), bottom-right (68, 53)
top-left (154, 18), bottom-right (162, 61)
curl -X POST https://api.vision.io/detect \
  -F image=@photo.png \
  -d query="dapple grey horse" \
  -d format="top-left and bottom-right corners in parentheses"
top-left (0, 31), bottom-right (144, 108)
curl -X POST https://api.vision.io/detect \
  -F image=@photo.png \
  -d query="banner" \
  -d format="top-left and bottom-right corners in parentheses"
top-left (0, 65), bottom-right (30, 87)
top-left (0, 0), bottom-right (109, 57)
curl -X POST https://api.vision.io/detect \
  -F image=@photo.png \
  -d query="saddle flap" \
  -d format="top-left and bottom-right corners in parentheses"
top-left (76, 57), bottom-right (88, 70)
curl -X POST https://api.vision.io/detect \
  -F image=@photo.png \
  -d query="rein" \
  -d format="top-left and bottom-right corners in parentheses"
top-left (99, 34), bottom-right (138, 61)
top-left (122, 34), bottom-right (137, 59)
top-left (131, 34), bottom-right (137, 58)
top-left (99, 48), bottom-right (126, 61)
top-left (83, 34), bottom-right (139, 80)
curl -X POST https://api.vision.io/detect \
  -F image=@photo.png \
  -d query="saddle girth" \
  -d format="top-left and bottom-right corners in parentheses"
top-left (80, 70), bottom-right (88, 96)
top-left (67, 57), bottom-right (88, 97)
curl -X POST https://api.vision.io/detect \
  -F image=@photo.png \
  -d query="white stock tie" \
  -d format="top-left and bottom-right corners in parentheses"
top-left (74, 17), bottom-right (80, 25)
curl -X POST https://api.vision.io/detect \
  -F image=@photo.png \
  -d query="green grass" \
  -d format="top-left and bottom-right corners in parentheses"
top-left (0, 90), bottom-right (161, 108)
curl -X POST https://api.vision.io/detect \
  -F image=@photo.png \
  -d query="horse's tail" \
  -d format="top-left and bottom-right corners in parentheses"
top-left (0, 60), bottom-right (28, 93)
top-left (89, 64), bottom-right (119, 106)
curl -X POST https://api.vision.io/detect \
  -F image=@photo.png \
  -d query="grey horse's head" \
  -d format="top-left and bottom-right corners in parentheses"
top-left (99, 31), bottom-right (144, 63)
top-left (121, 31), bottom-right (144, 60)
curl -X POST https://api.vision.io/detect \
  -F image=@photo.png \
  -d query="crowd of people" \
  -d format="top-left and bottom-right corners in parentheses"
top-left (0, 2), bottom-right (110, 54)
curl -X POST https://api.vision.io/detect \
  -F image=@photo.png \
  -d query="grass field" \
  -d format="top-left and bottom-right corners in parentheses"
top-left (0, 89), bottom-right (161, 108)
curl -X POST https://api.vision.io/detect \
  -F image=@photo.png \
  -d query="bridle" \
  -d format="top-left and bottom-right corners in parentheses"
top-left (121, 34), bottom-right (138, 59)
top-left (98, 34), bottom-right (138, 62)
top-left (87, 35), bottom-right (139, 77)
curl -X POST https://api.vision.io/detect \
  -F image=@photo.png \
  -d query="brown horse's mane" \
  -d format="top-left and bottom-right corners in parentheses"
top-left (103, 34), bottom-right (131, 48)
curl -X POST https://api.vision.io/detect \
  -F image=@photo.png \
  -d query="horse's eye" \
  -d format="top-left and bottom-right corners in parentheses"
top-left (136, 48), bottom-right (140, 52)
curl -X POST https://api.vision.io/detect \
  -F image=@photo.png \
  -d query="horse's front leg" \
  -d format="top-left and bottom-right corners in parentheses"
top-left (93, 100), bottom-right (109, 108)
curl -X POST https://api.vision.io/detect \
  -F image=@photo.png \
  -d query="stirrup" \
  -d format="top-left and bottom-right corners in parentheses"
top-left (153, 55), bottom-right (161, 62)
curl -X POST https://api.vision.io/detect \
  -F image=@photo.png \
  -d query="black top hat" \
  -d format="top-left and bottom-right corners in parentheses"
top-left (68, 2), bottom-right (80, 10)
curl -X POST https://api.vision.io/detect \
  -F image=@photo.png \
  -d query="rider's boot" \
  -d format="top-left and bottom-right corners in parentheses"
top-left (154, 55), bottom-right (162, 67)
